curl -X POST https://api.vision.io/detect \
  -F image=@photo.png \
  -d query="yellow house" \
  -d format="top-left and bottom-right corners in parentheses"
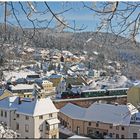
top-left (0, 89), bottom-right (13, 100)
top-left (42, 80), bottom-right (53, 91)
top-left (127, 84), bottom-right (140, 108)
top-left (9, 84), bottom-right (41, 98)
top-left (48, 74), bottom-right (63, 87)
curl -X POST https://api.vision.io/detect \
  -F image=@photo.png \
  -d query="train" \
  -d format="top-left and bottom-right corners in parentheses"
top-left (61, 88), bottom-right (128, 99)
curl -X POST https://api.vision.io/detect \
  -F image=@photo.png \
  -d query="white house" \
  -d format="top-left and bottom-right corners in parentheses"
top-left (0, 96), bottom-right (60, 138)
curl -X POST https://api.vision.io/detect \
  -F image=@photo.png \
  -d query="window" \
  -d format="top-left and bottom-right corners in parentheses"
top-left (16, 114), bottom-right (19, 118)
top-left (76, 126), bottom-right (80, 135)
top-left (96, 122), bottom-right (99, 127)
top-left (25, 116), bottom-right (29, 120)
top-left (25, 124), bottom-right (29, 132)
top-left (109, 133), bottom-right (112, 138)
top-left (16, 123), bottom-right (19, 130)
top-left (116, 134), bottom-right (119, 138)
top-left (5, 111), bottom-right (7, 118)
top-left (89, 122), bottom-right (91, 126)
top-left (133, 133), bottom-right (137, 139)
top-left (39, 115), bottom-right (43, 119)
top-left (4, 122), bottom-right (7, 127)
top-left (116, 126), bottom-right (119, 130)
top-left (1, 110), bottom-right (3, 117)
top-left (49, 113), bottom-right (52, 118)
top-left (96, 131), bottom-right (99, 135)
top-left (121, 126), bottom-right (124, 130)
top-left (109, 124), bottom-right (113, 129)
top-left (52, 135), bottom-right (57, 139)
top-left (121, 135), bottom-right (125, 139)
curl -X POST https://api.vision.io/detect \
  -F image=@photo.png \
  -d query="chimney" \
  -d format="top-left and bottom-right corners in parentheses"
top-left (18, 97), bottom-right (22, 104)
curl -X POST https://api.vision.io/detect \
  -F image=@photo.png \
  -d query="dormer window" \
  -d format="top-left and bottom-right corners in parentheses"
top-left (16, 114), bottom-right (19, 118)
top-left (25, 116), bottom-right (29, 120)
top-left (49, 113), bottom-right (52, 118)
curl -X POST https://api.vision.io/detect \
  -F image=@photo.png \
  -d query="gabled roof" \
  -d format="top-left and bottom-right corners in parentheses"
top-left (16, 98), bottom-right (59, 116)
top-left (60, 102), bottom-right (138, 126)
top-left (0, 96), bottom-right (19, 110)
top-left (0, 96), bottom-right (59, 116)
top-left (84, 103), bottom-right (133, 126)
top-left (60, 103), bottom-right (86, 119)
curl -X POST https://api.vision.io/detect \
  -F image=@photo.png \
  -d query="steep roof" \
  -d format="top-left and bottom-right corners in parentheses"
top-left (0, 96), bottom-right (19, 110)
top-left (16, 98), bottom-right (59, 116)
top-left (0, 96), bottom-right (59, 116)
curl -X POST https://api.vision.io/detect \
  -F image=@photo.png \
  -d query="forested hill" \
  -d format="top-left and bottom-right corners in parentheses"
top-left (1, 24), bottom-right (140, 79)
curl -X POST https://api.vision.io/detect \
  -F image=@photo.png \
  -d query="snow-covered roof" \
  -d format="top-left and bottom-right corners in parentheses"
top-left (62, 51), bottom-right (73, 56)
top-left (93, 51), bottom-right (99, 55)
top-left (60, 103), bottom-right (86, 120)
top-left (26, 48), bottom-right (35, 52)
top-left (69, 135), bottom-right (89, 139)
top-left (60, 102), bottom-right (138, 126)
top-left (49, 74), bottom-right (62, 79)
top-left (0, 96), bottom-right (19, 110)
top-left (16, 98), bottom-right (59, 116)
top-left (9, 84), bottom-right (35, 91)
top-left (96, 75), bottom-right (130, 89)
top-left (3, 70), bottom-right (37, 82)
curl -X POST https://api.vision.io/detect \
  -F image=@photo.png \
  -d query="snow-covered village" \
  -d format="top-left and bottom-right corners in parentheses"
top-left (0, 1), bottom-right (140, 139)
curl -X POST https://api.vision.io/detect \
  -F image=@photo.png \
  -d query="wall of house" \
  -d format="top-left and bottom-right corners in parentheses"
top-left (15, 113), bottom-right (34, 138)
top-left (59, 112), bottom-right (129, 138)
top-left (0, 109), bottom-right (11, 127)
top-left (128, 124), bottom-right (140, 138)
top-left (42, 82), bottom-right (53, 91)
top-left (108, 125), bottom-right (128, 139)
top-left (49, 78), bottom-right (62, 87)
top-left (34, 112), bottom-right (59, 138)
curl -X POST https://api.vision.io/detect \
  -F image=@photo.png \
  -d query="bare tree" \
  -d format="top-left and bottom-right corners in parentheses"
top-left (82, 2), bottom-right (140, 46)
top-left (0, 2), bottom-right (140, 43)
top-left (0, 122), bottom-right (19, 138)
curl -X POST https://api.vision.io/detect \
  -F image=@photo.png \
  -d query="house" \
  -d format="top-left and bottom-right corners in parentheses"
top-left (65, 76), bottom-right (88, 89)
top-left (42, 80), bottom-right (53, 92)
top-left (0, 96), bottom-right (60, 138)
top-left (8, 84), bottom-right (41, 98)
top-left (88, 69), bottom-right (100, 78)
top-left (48, 74), bottom-right (63, 87)
top-left (3, 70), bottom-right (38, 84)
top-left (59, 102), bottom-right (138, 138)
top-left (129, 112), bottom-right (140, 138)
